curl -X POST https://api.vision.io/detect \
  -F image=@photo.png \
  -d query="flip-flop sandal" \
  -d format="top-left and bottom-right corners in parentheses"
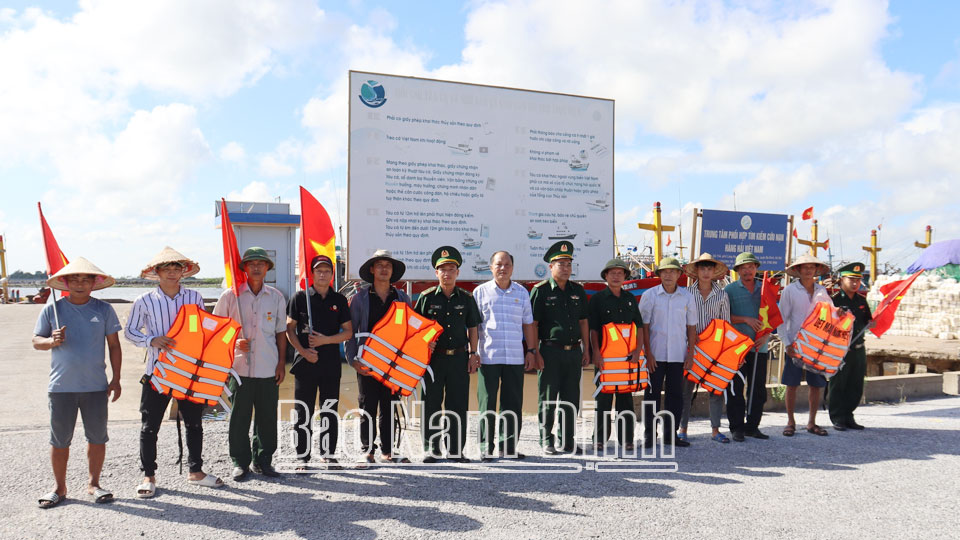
top-left (711, 433), bottom-right (730, 443)
top-left (188, 475), bottom-right (225, 488)
top-left (38, 492), bottom-right (65, 509)
top-left (783, 425), bottom-right (796, 437)
top-left (806, 425), bottom-right (829, 436)
top-left (90, 488), bottom-right (114, 504)
top-left (136, 482), bottom-right (156, 499)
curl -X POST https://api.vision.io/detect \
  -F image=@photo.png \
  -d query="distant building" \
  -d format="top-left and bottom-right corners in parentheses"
top-left (215, 201), bottom-right (300, 299)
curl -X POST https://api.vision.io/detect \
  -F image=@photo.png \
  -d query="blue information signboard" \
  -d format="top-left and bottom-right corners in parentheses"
top-left (699, 209), bottom-right (789, 270)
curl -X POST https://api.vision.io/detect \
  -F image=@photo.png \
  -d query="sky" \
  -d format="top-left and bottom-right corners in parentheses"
top-left (1, 0), bottom-right (958, 278)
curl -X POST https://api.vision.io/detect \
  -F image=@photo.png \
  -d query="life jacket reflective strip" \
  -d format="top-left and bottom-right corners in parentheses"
top-left (793, 301), bottom-right (854, 378)
top-left (593, 322), bottom-right (648, 397)
top-left (685, 319), bottom-right (754, 397)
top-left (355, 301), bottom-right (443, 397)
top-left (150, 304), bottom-right (242, 412)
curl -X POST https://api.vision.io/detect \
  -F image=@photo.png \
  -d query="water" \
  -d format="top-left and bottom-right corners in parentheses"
top-left (12, 286), bottom-right (225, 302)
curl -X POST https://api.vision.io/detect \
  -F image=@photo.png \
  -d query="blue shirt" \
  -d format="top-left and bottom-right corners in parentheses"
top-left (725, 278), bottom-right (769, 353)
top-left (34, 298), bottom-right (122, 393)
top-left (473, 280), bottom-right (532, 365)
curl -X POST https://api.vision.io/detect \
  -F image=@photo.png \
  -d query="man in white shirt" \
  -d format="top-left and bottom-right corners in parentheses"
top-left (473, 251), bottom-right (538, 459)
top-left (777, 254), bottom-right (833, 438)
top-left (213, 247), bottom-right (288, 479)
top-left (125, 247), bottom-right (222, 498)
top-left (639, 257), bottom-right (697, 449)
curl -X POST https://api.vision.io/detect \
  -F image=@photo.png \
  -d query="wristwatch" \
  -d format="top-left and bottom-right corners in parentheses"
top-left (526, 348), bottom-right (537, 354)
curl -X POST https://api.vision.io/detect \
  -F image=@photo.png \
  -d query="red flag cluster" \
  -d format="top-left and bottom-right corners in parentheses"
top-left (298, 186), bottom-right (337, 288)
top-left (870, 271), bottom-right (922, 338)
top-left (756, 272), bottom-right (784, 340)
top-left (219, 199), bottom-right (247, 297)
top-left (38, 202), bottom-right (69, 297)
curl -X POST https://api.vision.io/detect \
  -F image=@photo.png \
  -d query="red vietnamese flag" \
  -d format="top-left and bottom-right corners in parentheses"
top-left (756, 272), bottom-right (784, 340)
top-left (298, 186), bottom-right (336, 288)
top-left (220, 199), bottom-right (247, 297)
top-left (792, 227), bottom-right (798, 239)
top-left (665, 235), bottom-right (672, 247)
top-left (823, 238), bottom-right (830, 250)
top-left (801, 206), bottom-right (814, 220)
top-left (871, 271), bottom-right (922, 338)
top-left (38, 202), bottom-right (70, 297)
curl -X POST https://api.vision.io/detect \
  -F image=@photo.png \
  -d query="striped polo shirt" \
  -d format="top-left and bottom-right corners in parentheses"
top-left (473, 280), bottom-right (534, 365)
top-left (124, 286), bottom-right (205, 376)
top-left (687, 280), bottom-right (731, 333)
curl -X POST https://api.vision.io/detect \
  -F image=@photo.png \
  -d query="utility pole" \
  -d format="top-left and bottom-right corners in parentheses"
top-left (637, 202), bottom-right (675, 267)
top-left (914, 225), bottom-right (933, 249)
top-left (862, 229), bottom-right (881, 285)
top-left (797, 219), bottom-right (828, 257)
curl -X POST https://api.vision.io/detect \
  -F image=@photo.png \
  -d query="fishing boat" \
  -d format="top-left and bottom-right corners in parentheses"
top-left (548, 223), bottom-right (577, 240)
top-left (471, 256), bottom-right (491, 273)
top-left (586, 193), bottom-right (610, 210)
top-left (527, 227), bottom-right (542, 239)
top-left (462, 235), bottom-right (482, 249)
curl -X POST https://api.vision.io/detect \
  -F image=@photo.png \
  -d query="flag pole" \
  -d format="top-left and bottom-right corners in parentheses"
top-left (302, 227), bottom-right (314, 332)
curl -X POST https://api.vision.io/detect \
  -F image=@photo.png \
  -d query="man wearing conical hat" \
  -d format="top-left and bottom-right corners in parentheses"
top-left (124, 247), bottom-right (224, 497)
top-left (828, 262), bottom-right (875, 431)
top-left (33, 258), bottom-right (122, 508)
top-left (777, 253), bottom-right (833, 437)
top-left (344, 249), bottom-right (412, 464)
top-left (413, 246), bottom-right (481, 463)
top-left (213, 248), bottom-right (288, 480)
top-left (530, 241), bottom-right (589, 455)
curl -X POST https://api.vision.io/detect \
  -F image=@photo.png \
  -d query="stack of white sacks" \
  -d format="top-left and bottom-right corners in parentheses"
top-left (867, 274), bottom-right (960, 340)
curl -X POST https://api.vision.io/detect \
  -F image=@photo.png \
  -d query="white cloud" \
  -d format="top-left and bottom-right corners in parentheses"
top-left (227, 181), bottom-right (275, 202)
top-left (258, 139), bottom-right (302, 177)
top-left (219, 142), bottom-right (246, 164)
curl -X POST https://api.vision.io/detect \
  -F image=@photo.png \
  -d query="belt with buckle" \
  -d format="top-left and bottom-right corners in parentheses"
top-left (853, 343), bottom-right (865, 350)
top-left (435, 346), bottom-right (466, 356)
top-left (542, 341), bottom-right (581, 351)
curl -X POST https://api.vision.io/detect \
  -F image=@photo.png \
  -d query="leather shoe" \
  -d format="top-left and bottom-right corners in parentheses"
top-left (252, 463), bottom-right (281, 477)
top-left (732, 430), bottom-right (745, 442)
top-left (422, 455), bottom-right (439, 464)
top-left (232, 466), bottom-right (249, 481)
top-left (454, 456), bottom-right (471, 463)
top-left (832, 423), bottom-right (847, 431)
top-left (670, 436), bottom-right (691, 448)
top-left (745, 428), bottom-right (769, 440)
top-left (542, 444), bottom-right (558, 455)
top-left (845, 419), bottom-right (865, 430)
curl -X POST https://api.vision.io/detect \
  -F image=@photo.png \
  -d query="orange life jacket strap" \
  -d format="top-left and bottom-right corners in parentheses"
top-left (692, 347), bottom-right (739, 377)
top-left (168, 348), bottom-right (242, 386)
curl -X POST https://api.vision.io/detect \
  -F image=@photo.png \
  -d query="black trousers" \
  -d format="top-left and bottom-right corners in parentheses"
top-left (139, 381), bottom-right (205, 476)
top-left (642, 362), bottom-right (684, 441)
top-left (293, 361), bottom-right (342, 461)
top-left (357, 373), bottom-right (398, 455)
top-left (727, 351), bottom-right (768, 432)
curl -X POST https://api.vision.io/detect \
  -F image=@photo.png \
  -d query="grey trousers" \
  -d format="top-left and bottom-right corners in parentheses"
top-left (680, 379), bottom-right (723, 430)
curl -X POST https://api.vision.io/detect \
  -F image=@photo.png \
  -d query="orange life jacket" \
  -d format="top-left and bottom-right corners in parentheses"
top-left (686, 319), bottom-right (754, 396)
top-left (593, 322), bottom-right (648, 397)
top-left (150, 304), bottom-right (242, 412)
top-left (792, 301), bottom-right (854, 378)
top-left (355, 301), bottom-right (443, 396)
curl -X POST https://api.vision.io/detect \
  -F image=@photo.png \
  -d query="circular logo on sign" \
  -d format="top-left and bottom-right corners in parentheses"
top-left (535, 263), bottom-right (548, 278)
top-left (359, 80), bottom-right (387, 108)
top-left (740, 215), bottom-right (752, 230)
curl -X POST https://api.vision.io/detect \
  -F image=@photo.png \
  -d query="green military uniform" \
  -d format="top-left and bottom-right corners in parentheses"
top-left (828, 262), bottom-right (872, 430)
top-left (414, 247), bottom-right (481, 457)
top-left (589, 258), bottom-right (643, 447)
top-left (530, 241), bottom-right (588, 452)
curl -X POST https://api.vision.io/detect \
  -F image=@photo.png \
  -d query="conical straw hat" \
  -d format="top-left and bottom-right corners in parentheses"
top-left (47, 257), bottom-right (115, 291)
top-left (683, 252), bottom-right (729, 281)
top-left (140, 246), bottom-right (200, 280)
top-left (785, 253), bottom-right (830, 278)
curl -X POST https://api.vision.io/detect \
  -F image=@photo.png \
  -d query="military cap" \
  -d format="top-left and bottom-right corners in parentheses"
top-left (241, 246), bottom-right (275, 270)
top-left (431, 246), bottom-right (463, 268)
top-left (544, 241), bottom-right (574, 262)
top-left (655, 257), bottom-right (684, 275)
top-left (837, 261), bottom-right (865, 278)
top-left (600, 258), bottom-right (630, 280)
top-left (733, 252), bottom-right (761, 270)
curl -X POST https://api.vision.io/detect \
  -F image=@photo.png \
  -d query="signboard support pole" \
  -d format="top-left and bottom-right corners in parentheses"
top-left (689, 210), bottom-right (700, 260)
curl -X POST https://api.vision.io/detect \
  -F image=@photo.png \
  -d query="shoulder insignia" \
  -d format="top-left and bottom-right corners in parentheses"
top-left (423, 286), bottom-right (438, 295)
top-left (534, 280), bottom-right (548, 288)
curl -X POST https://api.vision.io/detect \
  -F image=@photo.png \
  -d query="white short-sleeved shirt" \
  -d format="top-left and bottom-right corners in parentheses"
top-left (638, 285), bottom-right (698, 363)
top-left (213, 285), bottom-right (288, 378)
top-left (473, 280), bottom-right (533, 365)
top-left (777, 281), bottom-right (833, 347)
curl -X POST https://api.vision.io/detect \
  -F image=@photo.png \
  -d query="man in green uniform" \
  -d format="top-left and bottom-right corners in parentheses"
top-left (589, 258), bottom-right (643, 453)
top-left (530, 241), bottom-right (590, 454)
top-left (414, 246), bottom-right (482, 462)
top-left (829, 262), bottom-right (874, 431)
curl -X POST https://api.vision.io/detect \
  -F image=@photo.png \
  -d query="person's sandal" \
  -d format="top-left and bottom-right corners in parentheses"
top-left (711, 433), bottom-right (730, 444)
top-left (806, 425), bottom-right (829, 436)
top-left (783, 425), bottom-right (796, 437)
top-left (38, 492), bottom-right (65, 509)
